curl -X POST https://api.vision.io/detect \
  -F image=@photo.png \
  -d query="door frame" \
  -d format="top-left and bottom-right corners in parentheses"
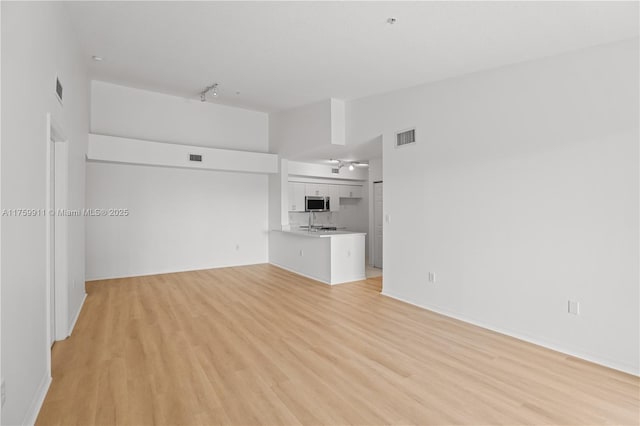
top-left (373, 181), bottom-right (383, 269)
top-left (45, 113), bottom-right (68, 373)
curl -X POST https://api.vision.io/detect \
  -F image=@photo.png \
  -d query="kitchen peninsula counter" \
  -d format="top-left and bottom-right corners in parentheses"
top-left (269, 229), bottom-right (366, 284)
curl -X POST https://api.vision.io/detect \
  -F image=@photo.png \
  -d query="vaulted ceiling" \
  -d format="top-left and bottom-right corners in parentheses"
top-left (67, 1), bottom-right (638, 112)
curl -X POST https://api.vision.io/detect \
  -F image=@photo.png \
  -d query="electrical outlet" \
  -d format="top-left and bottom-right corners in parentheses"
top-left (347, 249), bottom-right (351, 257)
top-left (2, 378), bottom-right (6, 407)
top-left (568, 300), bottom-right (580, 315)
top-left (299, 249), bottom-right (304, 257)
top-left (428, 272), bottom-right (436, 283)
top-left (385, 214), bottom-right (391, 224)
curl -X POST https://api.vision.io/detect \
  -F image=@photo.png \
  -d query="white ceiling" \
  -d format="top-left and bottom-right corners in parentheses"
top-left (66, 1), bottom-right (638, 113)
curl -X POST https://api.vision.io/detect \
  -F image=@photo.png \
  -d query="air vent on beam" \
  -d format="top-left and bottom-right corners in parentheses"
top-left (331, 168), bottom-right (340, 174)
top-left (189, 154), bottom-right (202, 162)
top-left (395, 128), bottom-right (416, 148)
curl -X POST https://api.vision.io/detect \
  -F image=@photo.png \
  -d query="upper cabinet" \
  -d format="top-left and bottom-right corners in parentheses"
top-left (340, 185), bottom-right (363, 199)
top-left (305, 183), bottom-right (329, 197)
top-left (288, 181), bottom-right (363, 211)
top-left (288, 182), bottom-right (306, 212)
top-left (307, 183), bottom-right (363, 198)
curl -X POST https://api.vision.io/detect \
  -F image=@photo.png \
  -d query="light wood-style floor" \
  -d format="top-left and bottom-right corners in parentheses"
top-left (37, 264), bottom-right (639, 425)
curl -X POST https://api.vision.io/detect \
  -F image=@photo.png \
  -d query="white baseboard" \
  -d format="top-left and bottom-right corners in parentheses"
top-left (268, 262), bottom-right (331, 285)
top-left (68, 292), bottom-right (87, 337)
top-left (22, 373), bottom-right (51, 426)
top-left (268, 263), bottom-right (366, 286)
top-left (86, 260), bottom-right (268, 281)
top-left (331, 275), bottom-right (367, 285)
top-left (381, 291), bottom-right (639, 377)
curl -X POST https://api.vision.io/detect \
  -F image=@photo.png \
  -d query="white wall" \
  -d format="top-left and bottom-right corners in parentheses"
top-left (270, 99), bottom-right (331, 158)
top-left (268, 159), bottom-right (289, 231)
top-left (91, 81), bottom-right (268, 151)
top-left (87, 82), bottom-right (270, 280)
top-left (348, 39), bottom-right (639, 374)
top-left (270, 99), bottom-right (348, 159)
top-left (86, 163), bottom-right (268, 280)
top-left (1, 2), bottom-right (89, 424)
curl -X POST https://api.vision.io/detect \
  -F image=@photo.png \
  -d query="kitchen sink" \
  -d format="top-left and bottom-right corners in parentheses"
top-left (299, 226), bottom-right (338, 231)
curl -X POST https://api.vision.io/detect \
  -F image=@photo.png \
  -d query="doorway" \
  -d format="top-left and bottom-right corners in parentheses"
top-left (46, 113), bottom-right (68, 353)
top-left (48, 130), bottom-right (55, 346)
top-left (373, 181), bottom-right (383, 269)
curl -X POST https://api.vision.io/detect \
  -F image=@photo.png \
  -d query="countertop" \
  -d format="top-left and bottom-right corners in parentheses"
top-left (271, 229), bottom-right (367, 238)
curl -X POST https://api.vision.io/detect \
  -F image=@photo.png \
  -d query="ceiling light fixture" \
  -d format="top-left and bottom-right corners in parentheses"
top-left (200, 83), bottom-right (219, 102)
top-left (331, 159), bottom-right (368, 171)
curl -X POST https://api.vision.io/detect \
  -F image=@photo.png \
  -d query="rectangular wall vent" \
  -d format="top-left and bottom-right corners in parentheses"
top-left (189, 154), bottom-right (202, 162)
top-left (395, 128), bottom-right (416, 148)
top-left (331, 168), bottom-right (340, 174)
top-left (56, 77), bottom-right (63, 104)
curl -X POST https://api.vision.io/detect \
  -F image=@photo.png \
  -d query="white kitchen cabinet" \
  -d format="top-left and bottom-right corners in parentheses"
top-left (339, 185), bottom-right (363, 198)
top-left (288, 182), bottom-right (306, 212)
top-left (305, 183), bottom-right (328, 197)
top-left (328, 185), bottom-right (340, 212)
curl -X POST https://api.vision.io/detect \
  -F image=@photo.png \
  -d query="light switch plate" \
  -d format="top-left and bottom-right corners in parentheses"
top-left (568, 300), bottom-right (580, 315)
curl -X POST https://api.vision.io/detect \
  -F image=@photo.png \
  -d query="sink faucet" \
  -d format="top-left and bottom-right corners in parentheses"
top-left (308, 211), bottom-right (315, 231)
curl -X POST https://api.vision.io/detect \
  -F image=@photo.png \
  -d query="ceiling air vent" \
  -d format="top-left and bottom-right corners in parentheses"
top-left (331, 168), bottom-right (340, 174)
top-left (189, 154), bottom-right (202, 162)
top-left (395, 128), bottom-right (416, 148)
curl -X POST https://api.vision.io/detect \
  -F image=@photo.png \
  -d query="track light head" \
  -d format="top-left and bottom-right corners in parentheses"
top-left (200, 83), bottom-right (219, 102)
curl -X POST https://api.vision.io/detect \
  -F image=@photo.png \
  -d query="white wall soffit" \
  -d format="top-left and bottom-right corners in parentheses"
top-left (288, 160), bottom-right (367, 181)
top-left (87, 134), bottom-right (278, 174)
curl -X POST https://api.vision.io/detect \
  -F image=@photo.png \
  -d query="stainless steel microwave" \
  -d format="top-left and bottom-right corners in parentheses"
top-left (305, 196), bottom-right (329, 212)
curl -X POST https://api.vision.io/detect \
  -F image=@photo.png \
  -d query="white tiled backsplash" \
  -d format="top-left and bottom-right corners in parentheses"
top-left (289, 199), bottom-right (367, 232)
top-left (289, 211), bottom-right (338, 228)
